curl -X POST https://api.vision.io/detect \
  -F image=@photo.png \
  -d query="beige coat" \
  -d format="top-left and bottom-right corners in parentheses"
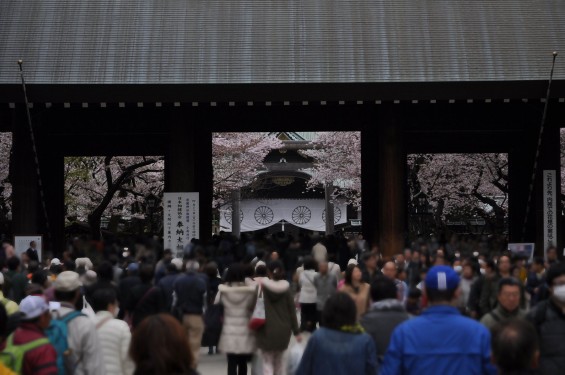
top-left (339, 283), bottom-right (371, 319)
top-left (216, 283), bottom-right (257, 354)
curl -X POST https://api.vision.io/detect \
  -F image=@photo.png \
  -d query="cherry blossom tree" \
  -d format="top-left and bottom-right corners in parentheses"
top-left (0, 132), bottom-right (12, 224)
top-left (212, 132), bottom-right (283, 207)
top-left (407, 153), bottom-right (508, 234)
top-left (300, 131), bottom-right (361, 207)
top-left (64, 156), bottom-right (164, 239)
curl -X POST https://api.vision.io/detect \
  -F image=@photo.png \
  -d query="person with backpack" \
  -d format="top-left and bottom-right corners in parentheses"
top-left (0, 295), bottom-right (57, 375)
top-left (527, 263), bottom-right (565, 375)
top-left (51, 271), bottom-right (105, 375)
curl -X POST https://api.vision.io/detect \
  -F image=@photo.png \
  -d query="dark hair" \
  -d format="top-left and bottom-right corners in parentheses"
top-left (96, 262), bottom-right (114, 282)
top-left (426, 288), bottom-right (457, 303)
top-left (63, 259), bottom-right (76, 272)
top-left (547, 263), bottom-right (565, 286)
top-left (321, 293), bottom-right (357, 330)
top-left (225, 263), bottom-right (246, 284)
top-left (130, 314), bottom-right (193, 374)
top-left (139, 264), bottom-right (155, 284)
top-left (491, 318), bottom-right (538, 373)
top-left (370, 276), bottom-right (397, 302)
top-left (267, 260), bottom-right (285, 281)
top-left (50, 264), bottom-right (63, 275)
top-left (31, 271), bottom-right (48, 287)
top-left (497, 277), bottom-right (521, 294)
top-left (362, 252), bottom-right (376, 263)
top-left (6, 257), bottom-right (20, 271)
top-left (486, 259), bottom-right (496, 271)
top-left (255, 265), bottom-right (268, 277)
top-left (204, 262), bottom-right (219, 279)
top-left (28, 261), bottom-right (39, 274)
top-left (302, 256), bottom-right (317, 271)
top-left (54, 289), bottom-right (79, 303)
top-left (408, 288), bottom-right (422, 299)
top-left (91, 288), bottom-right (117, 313)
top-left (344, 264), bottom-right (361, 286)
top-left (532, 257), bottom-right (545, 266)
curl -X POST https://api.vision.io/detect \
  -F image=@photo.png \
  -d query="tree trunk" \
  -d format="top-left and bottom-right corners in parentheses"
top-left (231, 189), bottom-right (241, 238)
top-left (87, 213), bottom-right (102, 241)
top-left (325, 184), bottom-right (335, 235)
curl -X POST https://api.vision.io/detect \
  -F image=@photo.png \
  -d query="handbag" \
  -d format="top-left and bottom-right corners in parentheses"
top-left (249, 286), bottom-right (266, 330)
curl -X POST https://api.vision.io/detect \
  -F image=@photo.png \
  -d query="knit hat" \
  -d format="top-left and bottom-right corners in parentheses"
top-left (425, 265), bottom-right (460, 291)
top-left (20, 296), bottom-right (49, 320)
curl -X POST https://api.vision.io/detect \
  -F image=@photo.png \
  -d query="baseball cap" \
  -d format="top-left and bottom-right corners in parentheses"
top-left (50, 258), bottom-right (61, 266)
top-left (171, 258), bottom-right (183, 271)
top-left (20, 296), bottom-right (49, 320)
top-left (255, 260), bottom-right (266, 270)
top-left (347, 258), bottom-right (358, 266)
top-left (54, 271), bottom-right (82, 292)
top-left (425, 265), bottom-right (460, 291)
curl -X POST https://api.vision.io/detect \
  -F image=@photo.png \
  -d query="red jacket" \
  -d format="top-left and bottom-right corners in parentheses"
top-left (1, 322), bottom-right (57, 375)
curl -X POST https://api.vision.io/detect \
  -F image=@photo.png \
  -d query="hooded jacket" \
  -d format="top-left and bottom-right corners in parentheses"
top-left (256, 279), bottom-right (299, 351)
top-left (216, 283), bottom-right (257, 354)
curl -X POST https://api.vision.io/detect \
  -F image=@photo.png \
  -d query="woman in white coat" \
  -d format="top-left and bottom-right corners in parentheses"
top-left (91, 288), bottom-right (135, 375)
top-left (215, 263), bottom-right (258, 375)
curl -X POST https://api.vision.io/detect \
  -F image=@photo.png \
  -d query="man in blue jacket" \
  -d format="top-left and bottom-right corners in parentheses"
top-left (380, 265), bottom-right (496, 375)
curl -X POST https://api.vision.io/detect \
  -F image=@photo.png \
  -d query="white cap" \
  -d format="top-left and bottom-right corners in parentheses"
top-left (347, 259), bottom-right (358, 266)
top-left (54, 271), bottom-right (82, 292)
top-left (255, 260), bottom-right (266, 270)
top-left (20, 296), bottom-right (49, 320)
top-left (171, 258), bottom-right (183, 271)
top-left (50, 258), bottom-right (61, 266)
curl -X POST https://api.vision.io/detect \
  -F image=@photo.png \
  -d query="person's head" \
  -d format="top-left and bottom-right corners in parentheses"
top-left (302, 256), bottom-right (317, 271)
top-left (344, 264), bottom-right (362, 285)
top-left (547, 263), bottom-right (565, 305)
top-left (491, 318), bottom-right (539, 374)
top-left (130, 314), bottom-right (194, 374)
top-left (127, 262), bottom-right (139, 276)
top-left (270, 251), bottom-right (280, 261)
top-left (369, 276), bottom-right (398, 302)
top-left (54, 271), bottom-right (82, 305)
top-left (497, 278), bottom-right (521, 312)
top-left (203, 262), bottom-right (218, 280)
top-left (395, 253), bottom-right (405, 265)
top-left (170, 258), bottom-right (184, 273)
top-left (139, 264), bottom-right (155, 284)
top-left (382, 261), bottom-right (397, 280)
top-left (485, 259), bottom-right (497, 277)
top-left (363, 253), bottom-right (377, 270)
top-left (267, 260), bottom-right (286, 281)
top-left (6, 256), bottom-right (20, 272)
top-left (403, 249), bottom-right (412, 262)
top-left (532, 257), bottom-right (545, 273)
top-left (547, 246), bottom-right (558, 262)
top-left (91, 288), bottom-right (119, 316)
top-left (96, 261), bottom-right (114, 282)
top-left (31, 270), bottom-right (49, 288)
top-left (19, 295), bottom-right (51, 329)
top-left (462, 261), bottom-right (475, 280)
top-left (163, 249), bottom-right (173, 262)
top-left (30, 241), bottom-right (36, 249)
top-left (424, 265), bottom-right (460, 304)
top-left (318, 261), bottom-right (328, 275)
top-left (225, 263), bottom-right (246, 284)
top-left (321, 293), bottom-right (357, 330)
top-left (498, 255), bottom-right (511, 275)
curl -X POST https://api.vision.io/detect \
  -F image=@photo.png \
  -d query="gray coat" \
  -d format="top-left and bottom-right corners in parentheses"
top-left (360, 299), bottom-right (410, 360)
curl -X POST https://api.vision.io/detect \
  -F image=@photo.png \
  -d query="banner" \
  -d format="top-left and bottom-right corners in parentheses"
top-left (219, 199), bottom-right (347, 232)
top-left (543, 170), bottom-right (557, 255)
top-left (508, 243), bottom-right (535, 262)
top-left (164, 192), bottom-right (199, 257)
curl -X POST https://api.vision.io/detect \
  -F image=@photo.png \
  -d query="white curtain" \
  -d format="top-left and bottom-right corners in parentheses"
top-left (219, 199), bottom-right (347, 232)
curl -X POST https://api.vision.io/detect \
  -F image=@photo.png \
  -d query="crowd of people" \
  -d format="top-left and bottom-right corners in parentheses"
top-left (0, 233), bottom-right (563, 374)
